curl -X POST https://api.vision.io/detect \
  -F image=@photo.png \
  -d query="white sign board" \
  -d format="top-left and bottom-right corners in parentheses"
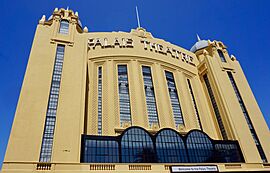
top-left (171, 165), bottom-right (218, 172)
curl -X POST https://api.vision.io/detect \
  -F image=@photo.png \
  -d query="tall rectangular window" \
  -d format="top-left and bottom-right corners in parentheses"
top-left (40, 45), bottom-right (65, 162)
top-left (97, 67), bottom-right (102, 135)
top-left (165, 71), bottom-right (184, 127)
top-left (187, 79), bottom-right (202, 130)
top-left (218, 50), bottom-right (226, 63)
top-left (118, 65), bottom-right (132, 125)
top-left (142, 66), bottom-right (159, 127)
top-left (203, 74), bottom-right (228, 140)
top-left (227, 71), bottom-right (267, 162)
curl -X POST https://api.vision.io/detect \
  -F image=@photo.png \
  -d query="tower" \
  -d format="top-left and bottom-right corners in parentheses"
top-left (192, 38), bottom-right (270, 163)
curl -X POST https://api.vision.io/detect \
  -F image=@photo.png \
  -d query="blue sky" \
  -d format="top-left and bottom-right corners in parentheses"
top-left (0, 0), bottom-right (269, 168)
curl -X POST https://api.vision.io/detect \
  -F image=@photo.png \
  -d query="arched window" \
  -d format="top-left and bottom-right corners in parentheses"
top-left (156, 129), bottom-right (188, 163)
top-left (121, 127), bottom-right (156, 163)
top-left (59, 20), bottom-right (69, 34)
top-left (218, 49), bottom-right (226, 62)
top-left (186, 131), bottom-right (214, 163)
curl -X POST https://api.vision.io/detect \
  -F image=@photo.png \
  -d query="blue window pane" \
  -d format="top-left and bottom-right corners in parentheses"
top-left (83, 139), bottom-right (119, 163)
top-left (186, 131), bottom-right (214, 163)
top-left (156, 129), bottom-right (188, 163)
top-left (121, 127), bottom-right (156, 163)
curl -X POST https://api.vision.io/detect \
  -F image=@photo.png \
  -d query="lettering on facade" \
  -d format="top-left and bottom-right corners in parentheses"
top-left (88, 38), bottom-right (133, 49)
top-left (88, 38), bottom-right (194, 66)
top-left (141, 39), bottom-right (194, 65)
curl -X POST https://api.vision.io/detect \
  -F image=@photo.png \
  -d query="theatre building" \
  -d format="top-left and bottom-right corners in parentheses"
top-left (2, 8), bottom-right (270, 173)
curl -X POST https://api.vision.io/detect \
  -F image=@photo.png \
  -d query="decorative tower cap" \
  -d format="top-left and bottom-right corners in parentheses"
top-left (51, 7), bottom-right (83, 28)
top-left (190, 34), bottom-right (209, 53)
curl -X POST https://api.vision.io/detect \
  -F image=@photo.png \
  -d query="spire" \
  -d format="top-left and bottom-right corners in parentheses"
top-left (135, 6), bottom-right (141, 28)
top-left (196, 34), bottom-right (201, 41)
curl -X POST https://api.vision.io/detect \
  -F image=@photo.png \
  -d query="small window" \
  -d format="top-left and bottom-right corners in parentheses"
top-left (218, 50), bottom-right (226, 62)
top-left (59, 20), bottom-right (69, 34)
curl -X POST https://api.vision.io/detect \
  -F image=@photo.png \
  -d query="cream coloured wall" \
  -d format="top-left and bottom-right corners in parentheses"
top-left (2, 8), bottom-right (270, 173)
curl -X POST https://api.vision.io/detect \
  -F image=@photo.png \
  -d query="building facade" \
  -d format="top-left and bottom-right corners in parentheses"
top-left (2, 8), bottom-right (270, 173)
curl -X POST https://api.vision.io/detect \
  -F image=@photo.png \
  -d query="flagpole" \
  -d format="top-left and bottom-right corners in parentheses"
top-left (136, 6), bottom-right (141, 28)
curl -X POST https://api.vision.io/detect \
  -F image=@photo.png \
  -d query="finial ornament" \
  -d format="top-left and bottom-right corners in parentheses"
top-left (231, 54), bottom-right (236, 61)
top-left (135, 6), bottom-right (141, 28)
top-left (83, 26), bottom-right (88, 33)
top-left (39, 15), bottom-right (46, 24)
top-left (197, 34), bottom-right (201, 41)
